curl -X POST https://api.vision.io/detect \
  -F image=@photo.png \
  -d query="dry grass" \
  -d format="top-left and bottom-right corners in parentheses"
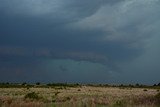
top-left (0, 86), bottom-right (159, 107)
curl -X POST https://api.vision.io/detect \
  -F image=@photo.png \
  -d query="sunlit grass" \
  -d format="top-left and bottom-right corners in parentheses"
top-left (0, 86), bottom-right (160, 107)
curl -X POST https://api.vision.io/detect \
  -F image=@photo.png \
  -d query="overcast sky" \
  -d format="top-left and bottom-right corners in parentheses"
top-left (0, 0), bottom-right (160, 84)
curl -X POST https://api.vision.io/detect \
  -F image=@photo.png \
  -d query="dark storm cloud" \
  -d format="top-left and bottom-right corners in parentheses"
top-left (0, 0), bottom-right (124, 63)
top-left (0, 0), bottom-right (160, 84)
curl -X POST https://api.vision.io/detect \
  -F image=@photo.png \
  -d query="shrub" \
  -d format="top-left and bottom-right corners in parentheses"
top-left (22, 82), bottom-right (27, 86)
top-left (36, 82), bottom-right (40, 85)
top-left (143, 89), bottom-right (147, 91)
top-left (155, 92), bottom-right (160, 104)
top-left (78, 89), bottom-right (81, 91)
top-left (52, 95), bottom-right (56, 102)
top-left (0, 97), bottom-right (12, 105)
top-left (54, 91), bottom-right (60, 96)
top-left (113, 100), bottom-right (127, 107)
top-left (0, 100), bottom-right (2, 107)
top-left (24, 92), bottom-right (40, 100)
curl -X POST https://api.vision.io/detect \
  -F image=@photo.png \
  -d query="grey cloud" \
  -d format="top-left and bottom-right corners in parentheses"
top-left (0, 46), bottom-right (52, 58)
top-left (117, 34), bottom-right (160, 84)
top-left (43, 59), bottom-right (111, 83)
top-left (0, 0), bottom-right (121, 24)
top-left (1, 0), bottom-right (159, 64)
top-left (0, 0), bottom-right (160, 84)
top-left (0, 46), bottom-right (108, 63)
top-left (72, 0), bottom-right (160, 46)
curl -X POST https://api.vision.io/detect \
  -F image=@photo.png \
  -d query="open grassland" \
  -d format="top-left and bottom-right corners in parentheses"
top-left (0, 86), bottom-right (160, 107)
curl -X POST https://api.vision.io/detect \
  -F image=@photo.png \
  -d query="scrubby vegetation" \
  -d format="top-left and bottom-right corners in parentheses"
top-left (0, 82), bottom-right (81, 88)
top-left (0, 82), bottom-right (160, 89)
top-left (155, 92), bottom-right (160, 104)
top-left (24, 92), bottom-right (41, 100)
top-left (0, 82), bottom-right (160, 107)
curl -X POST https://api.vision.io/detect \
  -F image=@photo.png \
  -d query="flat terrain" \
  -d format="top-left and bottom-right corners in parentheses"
top-left (0, 86), bottom-right (160, 107)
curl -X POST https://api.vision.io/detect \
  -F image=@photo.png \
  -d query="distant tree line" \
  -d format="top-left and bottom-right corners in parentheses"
top-left (0, 82), bottom-right (160, 88)
top-left (0, 82), bottom-right (80, 88)
top-left (0, 82), bottom-right (34, 88)
top-left (153, 83), bottom-right (160, 86)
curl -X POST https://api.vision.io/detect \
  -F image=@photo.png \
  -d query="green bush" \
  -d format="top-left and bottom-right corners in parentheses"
top-left (24, 92), bottom-right (40, 100)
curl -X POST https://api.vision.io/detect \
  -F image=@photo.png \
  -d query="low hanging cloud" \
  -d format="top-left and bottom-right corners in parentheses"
top-left (0, 0), bottom-right (160, 83)
top-left (0, 46), bottom-right (108, 64)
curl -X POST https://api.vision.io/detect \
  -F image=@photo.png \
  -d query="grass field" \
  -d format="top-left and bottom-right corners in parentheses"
top-left (0, 85), bottom-right (160, 107)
